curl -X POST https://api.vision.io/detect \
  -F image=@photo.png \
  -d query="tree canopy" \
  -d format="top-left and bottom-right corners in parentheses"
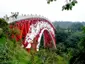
top-left (47, 0), bottom-right (78, 10)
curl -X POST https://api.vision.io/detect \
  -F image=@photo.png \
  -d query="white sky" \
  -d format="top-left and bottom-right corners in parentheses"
top-left (0, 0), bottom-right (85, 22)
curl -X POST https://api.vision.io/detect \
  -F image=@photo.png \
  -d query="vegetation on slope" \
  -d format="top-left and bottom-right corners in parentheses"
top-left (0, 18), bottom-right (85, 64)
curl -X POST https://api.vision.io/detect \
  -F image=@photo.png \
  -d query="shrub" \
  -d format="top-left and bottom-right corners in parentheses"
top-left (0, 36), bottom-right (31, 64)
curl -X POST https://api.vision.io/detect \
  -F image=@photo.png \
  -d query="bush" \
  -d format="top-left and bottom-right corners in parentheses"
top-left (0, 36), bottom-right (31, 64)
top-left (0, 18), bottom-right (8, 32)
top-left (0, 28), bottom-right (3, 37)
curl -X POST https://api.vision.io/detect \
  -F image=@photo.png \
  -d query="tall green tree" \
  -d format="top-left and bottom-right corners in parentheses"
top-left (70, 23), bottom-right (84, 32)
top-left (69, 27), bottom-right (85, 64)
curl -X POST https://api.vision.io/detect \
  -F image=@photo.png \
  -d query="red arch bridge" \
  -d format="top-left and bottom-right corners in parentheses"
top-left (8, 15), bottom-right (56, 52)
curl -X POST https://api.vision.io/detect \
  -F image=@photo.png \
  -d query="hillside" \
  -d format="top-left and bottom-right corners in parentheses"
top-left (0, 18), bottom-right (85, 64)
top-left (52, 21), bottom-right (85, 29)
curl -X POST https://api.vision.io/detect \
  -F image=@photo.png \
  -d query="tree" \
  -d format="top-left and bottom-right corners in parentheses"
top-left (65, 32), bottom-right (83, 48)
top-left (0, 18), bottom-right (9, 34)
top-left (70, 22), bottom-right (84, 32)
top-left (56, 31), bottom-right (69, 43)
top-left (47, 0), bottom-right (78, 10)
top-left (69, 27), bottom-right (85, 64)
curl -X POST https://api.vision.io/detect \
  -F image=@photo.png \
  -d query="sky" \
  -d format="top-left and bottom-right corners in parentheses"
top-left (0, 0), bottom-right (85, 22)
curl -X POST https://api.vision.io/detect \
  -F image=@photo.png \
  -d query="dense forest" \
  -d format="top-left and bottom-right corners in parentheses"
top-left (53, 21), bottom-right (85, 64)
top-left (0, 19), bottom-right (85, 64)
top-left (53, 21), bottom-right (85, 29)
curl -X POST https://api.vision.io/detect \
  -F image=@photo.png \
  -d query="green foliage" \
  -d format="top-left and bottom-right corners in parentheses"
top-left (0, 18), bottom-right (9, 33)
top-left (57, 55), bottom-right (69, 64)
top-left (78, 36), bottom-right (85, 51)
top-left (69, 50), bottom-right (85, 64)
top-left (65, 32), bottom-right (83, 48)
top-left (53, 22), bottom-right (84, 32)
top-left (56, 31), bottom-right (69, 43)
top-left (0, 18), bottom-right (8, 28)
top-left (36, 48), bottom-right (69, 64)
top-left (56, 43), bottom-right (66, 54)
top-left (0, 37), bottom-right (32, 64)
top-left (53, 21), bottom-right (85, 64)
top-left (70, 23), bottom-right (83, 32)
top-left (10, 27), bottom-right (20, 35)
top-left (0, 19), bottom-right (85, 64)
top-left (78, 27), bottom-right (85, 51)
top-left (69, 26), bottom-right (85, 64)
top-left (62, 0), bottom-right (78, 11)
top-left (82, 26), bottom-right (85, 33)
top-left (47, 0), bottom-right (78, 11)
top-left (0, 28), bottom-right (3, 38)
